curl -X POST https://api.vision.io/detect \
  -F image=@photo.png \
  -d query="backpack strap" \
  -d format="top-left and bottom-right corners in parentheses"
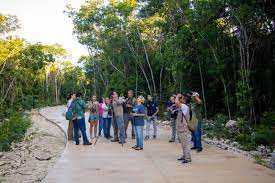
top-left (76, 100), bottom-right (85, 112)
top-left (181, 111), bottom-right (188, 124)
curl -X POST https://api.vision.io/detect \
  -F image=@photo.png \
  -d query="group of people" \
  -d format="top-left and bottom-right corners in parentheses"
top-left (66, 89), bottom-right (203, 164)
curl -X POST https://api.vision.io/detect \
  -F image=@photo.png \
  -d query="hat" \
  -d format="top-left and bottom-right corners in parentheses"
top-left (192, 92), bottom-right (200, 97)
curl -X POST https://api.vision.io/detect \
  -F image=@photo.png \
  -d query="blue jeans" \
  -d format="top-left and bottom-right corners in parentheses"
top-left (191, 120), bottom-right (202, 149)
top-left (73, 117), bottom-right (89, 144)
top-left (134, 125), bottom-right (144, 148)
top-left (98, 116), bottom-right (104, 136)
top-left (103, 117), bottom-right (112, 138)
top-left (146, 116), bottom-right (158, 137)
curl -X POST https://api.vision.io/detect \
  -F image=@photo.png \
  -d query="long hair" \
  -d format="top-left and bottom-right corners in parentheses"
top-left (67, 93), bottom-right (73, 101)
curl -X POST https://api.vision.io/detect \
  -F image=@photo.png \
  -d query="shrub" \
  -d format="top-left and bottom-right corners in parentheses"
top-left (0, 113), bottom-right (31, 151)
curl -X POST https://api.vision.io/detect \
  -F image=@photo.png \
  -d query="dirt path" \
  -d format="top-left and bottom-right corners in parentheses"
top-left (0, 110), bottom-right (66, 183)
top-left (40, 106), bottom-right (275, 183)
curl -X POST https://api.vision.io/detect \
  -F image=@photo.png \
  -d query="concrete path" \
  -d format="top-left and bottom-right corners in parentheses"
top-left (40, 106), bottom-right (275, 183)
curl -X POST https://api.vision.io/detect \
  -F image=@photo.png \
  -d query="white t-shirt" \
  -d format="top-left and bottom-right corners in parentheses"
top-left (102, 103), bottom-right (109, 118)
top-left (66, 99), bottom-right (73, 112)
top-left (181, 103), bottom-right (189, 117)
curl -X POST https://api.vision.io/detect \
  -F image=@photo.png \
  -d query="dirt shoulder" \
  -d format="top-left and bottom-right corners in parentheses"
top-left (0, 110), bottom-right (66, 183)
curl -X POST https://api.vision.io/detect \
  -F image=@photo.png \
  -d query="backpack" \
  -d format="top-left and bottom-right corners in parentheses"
top-left (65, 101), bottom-right (75, 120)
top-left (182, 106), bottom-right (198, 132)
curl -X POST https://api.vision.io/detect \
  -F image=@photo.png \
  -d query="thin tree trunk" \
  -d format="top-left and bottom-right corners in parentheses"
top-left (135, 66), bottom-right (138, 97)
top-left (136, 29), bottom-right (156, 94)
top-left (126, 41), bottom-right (152, 94)
top-left (159, 66), bottom-right (163, 101)
top-left (198, 58), bottom-right (208, 120)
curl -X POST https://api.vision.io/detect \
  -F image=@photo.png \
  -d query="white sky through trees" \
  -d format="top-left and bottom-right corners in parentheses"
top-left (0, 0), bottom-right (87, 64)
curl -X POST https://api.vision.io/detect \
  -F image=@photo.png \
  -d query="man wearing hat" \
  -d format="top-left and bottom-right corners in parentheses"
top-left (191, 92), bottom-right (203, 152)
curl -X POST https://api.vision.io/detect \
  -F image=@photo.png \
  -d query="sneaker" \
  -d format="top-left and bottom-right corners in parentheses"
top-left (153, 135), bottom-right (156, 139)
top-left (134, 147), bottom-right (143, 150)
top-left (132, 146), bottom-right (138, 149)
top-left (83, 142), bottom-right (92, 145)
top-left (118, 141), bottom-right (125, 144)
top-left (169, 139), bottom-right (175, 142)
top-left (182, 159), bottom-right (191, 164)
top-left (191, 147), bottom-right (197, 150)
top-left (111, 139), bottom-right (119, 142)
top-left (75, 142), bottom-right (80, 145)
top-left (197, 148), bottom-right (203, 153)
top-left (68, 138), bottom-right (74, 141)
top-left (144, 136), bottom-right (149, 140)
top-left (177, 157), bottom-right (185, 161)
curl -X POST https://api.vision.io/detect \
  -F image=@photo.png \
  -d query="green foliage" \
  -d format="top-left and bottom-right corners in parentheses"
top-left (0, 13), bottom-right (84, 151)
top-left (0, 113), bottom-right (31, 151)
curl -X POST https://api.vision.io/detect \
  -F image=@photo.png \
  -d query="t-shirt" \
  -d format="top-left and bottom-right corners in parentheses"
top-left (145, 100), bottom-right (158, 116)
top-left (89, 101), bottom-right (99, 114)
top-left (73, 98), bottom-right (87, 118)
top-left (176, 104), bottom-right (190, 132)
top-left (167, 101), bottom-right (177, 119)
top-left (98, 103), bottom-right (104, 116)
top-left (191, 102), bottom-right (203, 121)
top-left (112, 97), bottom-right (124, 117)
top-left (102, 103), bottom-right (112, 118)
top-left (133, 104), bottom-right (145, 126)
top-left (123, 97), bottom-right (135, 113)
top-left (66, 99), bottom-right (73, 112)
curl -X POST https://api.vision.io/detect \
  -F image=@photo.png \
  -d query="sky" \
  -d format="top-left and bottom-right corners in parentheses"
top-left (0, 0), bottom-right (88, 64)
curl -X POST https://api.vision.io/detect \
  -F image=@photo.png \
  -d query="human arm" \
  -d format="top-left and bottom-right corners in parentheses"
top-left (132, 105), bottom-right (145, 117)
top-left (194, 95), bottom-right (202, 105)
top-left (175, 94), bottom-right (182, 108)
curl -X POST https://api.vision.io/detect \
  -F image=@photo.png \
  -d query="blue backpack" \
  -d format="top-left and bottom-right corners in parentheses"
top-left (65, 101), bottom-right (76, 120)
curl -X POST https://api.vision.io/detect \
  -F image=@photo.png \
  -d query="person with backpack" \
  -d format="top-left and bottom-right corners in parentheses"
top-left (66, 93), bottom-right (76, 141)
top-left (190, 92), bottom-right (203, 152)
top-left (145, 95), bottom-right (159, 140)
top-left (167, 95), bottom-right (178, 142)
top-left (102, 97), bottom-right (112, 139)
top-left (175, 93), bottom-right (192, 164)
top-left (73, 92), bottom-right (92, 145)
top-left (88, 95), bottom-right (99, 139)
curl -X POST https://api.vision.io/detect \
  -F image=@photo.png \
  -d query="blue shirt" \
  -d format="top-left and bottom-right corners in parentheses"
top-left (145, 100), bottom-right (158, 116)
top-left (133, 104), bottom-right (145, 126)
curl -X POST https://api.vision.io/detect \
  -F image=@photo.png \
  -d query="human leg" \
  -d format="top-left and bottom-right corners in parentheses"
top-left (111, 117), bottom-right (119, 141)
top-left (117, 116), bottom-right (125, 143)
top-left (78, 118), bottom-right (90, 144)
top-left (145, 117), bottom-right (151, 138)
top-left (153, 116), bottom-right (158, 138)
top-left (68, 120), bottom-right (74, 140)
top-left (73, 120), bottom-right (80, 145)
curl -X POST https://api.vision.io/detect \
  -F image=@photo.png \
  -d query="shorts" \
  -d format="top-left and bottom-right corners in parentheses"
top-left (89, 114), bottom-right (99, 121)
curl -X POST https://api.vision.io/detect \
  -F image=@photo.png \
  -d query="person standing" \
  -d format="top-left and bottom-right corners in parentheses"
top-left (98, 99), bottom-right (104, 137)
top-left (190, 92), bottom-right (203, 152)
top-left (102, 97), bottom-right (112, 139)
top-left (167, 95), bottom-right (178, 142)
top-left (111, 91), bottom-right (126, 144)
top-left (123, 90), bottom-right (136, 139)
top-left (175, 93), bottom-right (191, 164)
top-left (145, 95), bottom-right (159, 140)
top-left (73, 92), bottom-right (91, 145)
top-left (88, 95), bottom-right (99, 139)
top-left (131, 95), bottom-right (145, 150)
top-left (66, 93), bottom-right (76, 141)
